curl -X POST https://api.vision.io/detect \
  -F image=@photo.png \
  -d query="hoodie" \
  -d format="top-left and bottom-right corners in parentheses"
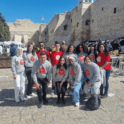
top-left (68, 56), bottom-right (83, 86)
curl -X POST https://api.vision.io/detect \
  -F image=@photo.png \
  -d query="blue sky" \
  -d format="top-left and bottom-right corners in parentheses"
top-left (0, 0), bottom-right (96, 24)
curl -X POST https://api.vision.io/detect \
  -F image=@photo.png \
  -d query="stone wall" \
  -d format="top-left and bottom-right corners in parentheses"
top-left (90, 0), bottom-right (124, 40)
top-left (7, 19), bottom-right (42, 46)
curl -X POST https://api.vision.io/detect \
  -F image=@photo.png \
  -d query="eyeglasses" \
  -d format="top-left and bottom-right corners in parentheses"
top-left (40, 45), bottom-right (44, 47)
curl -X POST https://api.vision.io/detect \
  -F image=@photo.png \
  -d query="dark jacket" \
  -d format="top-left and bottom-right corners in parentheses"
top-left (10, 45), bottom-right (17, 56)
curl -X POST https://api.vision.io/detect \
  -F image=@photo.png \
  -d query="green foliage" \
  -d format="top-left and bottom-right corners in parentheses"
top-left (0, 13), bottom-right (10, 41)
top-left (0, 53), bottom-right (8, 57)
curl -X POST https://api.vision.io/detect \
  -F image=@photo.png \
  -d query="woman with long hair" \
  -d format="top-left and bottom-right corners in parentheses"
top-left (97, 43), bottom-right (111, 98)
top-left (64, 44), bottom-right (77, 66)
top-left (52, 56), bottom-right (68, 104)
top-left (23, 43), bottom-right (38, 98)
top-left (88, 44), bottom-right (98, 63)
top-left (76, 43), bottom-right (88, 66)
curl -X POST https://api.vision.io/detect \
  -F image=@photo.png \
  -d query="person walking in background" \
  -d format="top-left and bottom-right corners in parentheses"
top-left (52, 56), bottom-right (68, 105)
top-left (10, 44), bottom-right (17, 56)
top-left (11, 47), bottom-right (25, 103)
top-left (60, 40), bottom-right (68, 54)
top-left (97, 43), bottom-right (111, 98)
top-left (36, 42), bottom-right (50, 61)
top-left (23, 43), bottom-right (38, 98)
top-left (31, 52), bottom-right (52, 108)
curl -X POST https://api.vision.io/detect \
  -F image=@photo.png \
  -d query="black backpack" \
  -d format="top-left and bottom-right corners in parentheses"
top-left (86, 95), bottom-right (101, 110)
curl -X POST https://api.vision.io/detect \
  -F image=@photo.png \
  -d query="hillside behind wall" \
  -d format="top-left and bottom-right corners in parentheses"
top-left (90, 0), bottom-right (124, 40)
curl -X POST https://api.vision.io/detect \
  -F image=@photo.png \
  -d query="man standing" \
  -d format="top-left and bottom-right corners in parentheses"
top-left (32, 52), bottom-right (52, 108)
top-left (36, 42), bottom-right (50, 61)
top-left (60, 40), bottom-right (68, 54)
top-left (0, 45), bottom-right (3, 54)
top-left (50, 42), bottom-right (63, 67)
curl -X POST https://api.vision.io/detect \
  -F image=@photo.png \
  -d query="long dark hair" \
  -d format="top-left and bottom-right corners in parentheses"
top-left (97, 43), bottom-right (109, 55)
top-left (88, 44), bottom-right (98, 59)
top-left (57, 56), bottom-right (67, 70)
top-left (66, 44), bottom-right (75, 53)
top-left (27, 43), bottom-right (35, 55)
top-left (76, 43), bottom-right (88, 54)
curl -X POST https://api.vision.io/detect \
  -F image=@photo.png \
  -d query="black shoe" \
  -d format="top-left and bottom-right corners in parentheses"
top-left (38, 102), bottom-right (43, 108)
top-left (56, 100), bottom-right (61, 104)
top-left (61, 100), bottom-right (66, 105)
top-left (101, 94), bottom-right (108, 99)
top-left (99, 92), bottom-right (104, 98)
top-left (43, 99), bottom-right (48, 105)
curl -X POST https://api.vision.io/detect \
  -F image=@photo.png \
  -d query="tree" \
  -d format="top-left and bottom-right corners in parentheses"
top-left (0, 13), bottom-right (10, 41)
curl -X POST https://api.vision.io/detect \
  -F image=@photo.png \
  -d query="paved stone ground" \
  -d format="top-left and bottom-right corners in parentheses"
top-left (0, 68), bottom-right (124, 124)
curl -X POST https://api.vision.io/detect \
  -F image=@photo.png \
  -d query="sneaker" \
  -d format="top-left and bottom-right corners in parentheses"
top-left (51, 90), bottom-right (54, 95)
top-left (31, 93), bottom-right (37, 97)
top-left (75, 102), bottom-right (80, 107)
top-left (38, 102), bottom-right (43, 108)
top-left (26, 95), bottom-right (32, 99)
top-left (101, 94), bottom-right (108, 99)
top-left (43, 99), bottom-right (48, 105)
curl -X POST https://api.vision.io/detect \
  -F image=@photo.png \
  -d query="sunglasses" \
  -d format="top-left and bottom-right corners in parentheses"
top-left (40, 45), bottom-right (44, 47)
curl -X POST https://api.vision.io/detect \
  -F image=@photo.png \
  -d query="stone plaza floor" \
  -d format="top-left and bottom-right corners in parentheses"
top-left (0, 68), bottom-right (124, 124)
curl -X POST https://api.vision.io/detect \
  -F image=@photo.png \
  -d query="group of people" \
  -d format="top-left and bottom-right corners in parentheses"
top-left (11, 40), bottom-right (112, 109)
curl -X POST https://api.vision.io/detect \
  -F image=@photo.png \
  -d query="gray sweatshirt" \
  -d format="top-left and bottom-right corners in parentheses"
top-left (64, 53), bottom-right (78, 66)
top-left (23, 52), bottom-right (38, 70)
top-left (11, 55), bottom-right (25, 76)
top-left (82, 62), bottom-right (101, 84)
top-left (31, 60), bottom-right (52, 83)
top-left (68, 61), bottom-right (83, 87)
top-left (52, 65), bottom-right (68, 83)
top-left (90, 52), bottom-right (96, 63)
top-left (77, 53), bottom-right (87, 67)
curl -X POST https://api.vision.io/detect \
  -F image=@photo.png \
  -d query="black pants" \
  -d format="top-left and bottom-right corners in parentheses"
top-left (56, 81), bottom-right (67, 101)
top-left (26, 71), bottom-right (34, 95)
top-left (37, 78), bottom-right (48, 102)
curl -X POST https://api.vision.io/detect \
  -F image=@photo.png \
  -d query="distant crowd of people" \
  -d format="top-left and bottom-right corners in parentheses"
top-left (11, 39), bottom-right (121, 110)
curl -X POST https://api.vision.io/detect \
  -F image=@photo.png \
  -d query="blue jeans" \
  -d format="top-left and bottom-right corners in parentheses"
top-left (73, 78), bottom-right (83, 103)
top-left (100, 69), bottom-right (111, 95)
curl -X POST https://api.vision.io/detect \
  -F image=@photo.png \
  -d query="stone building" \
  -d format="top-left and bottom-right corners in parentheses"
top-left (7, 0), bottom-right (124, 47)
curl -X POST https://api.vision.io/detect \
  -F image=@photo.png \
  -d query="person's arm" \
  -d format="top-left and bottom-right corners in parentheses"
top-left (23, 53), bottom-right (33, 67)
top-left (47, 62), bottom-right (52, 83)
top-left (11, 57), bottom-right (17, 78)
top-left (89, 65), bottom-right (100, 84)
top-left (61, 69), bottom-right (68, 83)
top-left (31, 62), bottom-right (38, 84)
top-left (73, 65), bottom-right (82, 86)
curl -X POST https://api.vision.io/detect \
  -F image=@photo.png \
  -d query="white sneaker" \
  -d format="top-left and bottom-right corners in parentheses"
top-left (26, 95), bottom-right (32, 99)
top-left (75, 102), bottom-right (80, 107)
top-left (51, 90), bottom-right (54, 95)
top-left (31, 93), bottom-right (37, 97)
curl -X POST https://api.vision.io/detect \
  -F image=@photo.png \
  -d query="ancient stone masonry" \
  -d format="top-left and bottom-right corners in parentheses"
top-left (7, 0), bottom-right (124, 47)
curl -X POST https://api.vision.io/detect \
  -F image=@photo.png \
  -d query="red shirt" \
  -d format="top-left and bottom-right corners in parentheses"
top-left (97, 53), bottom-right (111, 70)
top-left (36, 49), bottom-right (50, 59)
top-left (50, 51), bottom-right (63, 66)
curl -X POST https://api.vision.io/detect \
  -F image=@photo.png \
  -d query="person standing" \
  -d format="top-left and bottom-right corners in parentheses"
top-left (23, 43), bottom-right (38, 98)
top-left (10, 44), bottom-right (17, 56)
top-left (36, 42), bottom-right (50, 61)
top-left (60, 40), bottom-right (68, 54)
top-left (68, 56), bottom-right (83, 107)
top-left (50, 42), bottom-right (63, 67)
top-left (88, 44), bottom-right (98, 63)
top-left (11, 47), bottom-right (25, 103)
top-left (53, 56), bottom-right (68, 104)
top-left (32, 52), bottom-right (52, 108)
top-left (0, 45), bottom-right (3, 54)
top-left (64, 44), bottom-right (77, 66)
top-left (97, 43), bottom-right (111, 98)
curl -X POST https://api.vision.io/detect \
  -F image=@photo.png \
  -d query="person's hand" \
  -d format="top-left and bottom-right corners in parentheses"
top-left (87, 83), bottom-right (91, 87)
top-left (13, 75), bottom-right (17, 79)
top-left (71, 86), bottom-right (75, 90)
top-left (35, 83), bottom-right (40, 90)
top-left (47, 82), bottom-right (50, 87)
top-left (60, 83), bottom-right (63, 88)
top-left (53, 82), bottom-right (56, 87)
